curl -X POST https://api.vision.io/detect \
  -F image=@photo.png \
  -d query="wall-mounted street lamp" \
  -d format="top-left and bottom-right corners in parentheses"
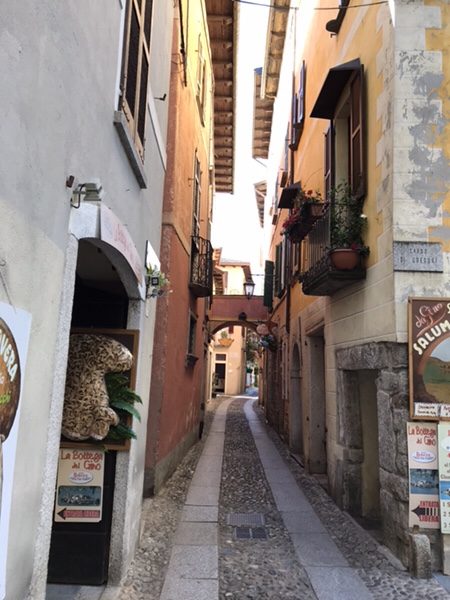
top-left (243, 281), bottom-right (255, 299)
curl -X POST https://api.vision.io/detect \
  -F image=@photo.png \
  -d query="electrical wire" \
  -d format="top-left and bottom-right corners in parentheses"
top-left (231, 0), bottom-right (388, 10)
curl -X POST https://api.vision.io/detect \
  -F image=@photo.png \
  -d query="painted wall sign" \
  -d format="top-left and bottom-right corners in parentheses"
top-left (408, 297), bottom-right (450, 419)
top-left (54, 448), bottom-right (105, 523)
top-left (407, 422), bottom-right (439, 528)
top-left (438, 423), bottom-right (450, 533)
top-left (394, 242), bottom-right (443, 272)
top-left (0, 302), bottom-right (31, 600)
top-left (100, 204), bottom-right (143, 284)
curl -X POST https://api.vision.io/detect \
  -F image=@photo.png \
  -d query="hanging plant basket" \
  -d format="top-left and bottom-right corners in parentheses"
top-left (218, 338), bottom-right (234, 347)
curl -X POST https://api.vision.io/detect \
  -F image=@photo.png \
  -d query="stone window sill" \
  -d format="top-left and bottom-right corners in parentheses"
top-left (113, 111), bottom-right (147, 189)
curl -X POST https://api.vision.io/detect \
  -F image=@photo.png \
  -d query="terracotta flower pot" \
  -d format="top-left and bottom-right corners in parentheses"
top-left (329, 248), bottom-right (360, 270)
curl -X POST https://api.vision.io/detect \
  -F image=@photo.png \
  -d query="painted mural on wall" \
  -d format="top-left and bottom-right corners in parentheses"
top-left (0, 302), bottom-right (31, 600)
top-left (409, 298), bottom-right (450, 419)
top-left (62, 334), bottom-right (133, 441)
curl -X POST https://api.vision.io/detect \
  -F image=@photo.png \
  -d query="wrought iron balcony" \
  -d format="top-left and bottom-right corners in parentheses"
top-left (301, 204), bottom-right (366, 296)
top-left (189, 235), bottom-right (213, 298)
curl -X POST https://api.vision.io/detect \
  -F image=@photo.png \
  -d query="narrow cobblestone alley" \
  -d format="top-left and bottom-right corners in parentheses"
top-left (105, 397), bottom-right (450, 600)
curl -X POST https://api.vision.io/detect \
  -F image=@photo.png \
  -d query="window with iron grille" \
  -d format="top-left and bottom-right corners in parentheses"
top-left (119, 0), bottom-right (152, 161)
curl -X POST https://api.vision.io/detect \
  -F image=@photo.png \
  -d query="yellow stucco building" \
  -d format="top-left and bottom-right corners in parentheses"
top-left (259, 0), bottom-right (450, 572)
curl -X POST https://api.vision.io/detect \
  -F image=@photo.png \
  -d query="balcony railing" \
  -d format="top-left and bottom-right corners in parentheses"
top-left (189, 235), bottom-right (213, 298)
top-left (301, 205), bottom-right (366, 296)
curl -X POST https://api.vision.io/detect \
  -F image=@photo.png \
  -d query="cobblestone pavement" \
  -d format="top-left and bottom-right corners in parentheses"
top-left (115, 396), bottom-right (450, 599)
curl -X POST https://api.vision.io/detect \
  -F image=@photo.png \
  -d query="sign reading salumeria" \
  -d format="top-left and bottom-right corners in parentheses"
top-left (0, 302), bottom-right (31, 600)
top-left (408, 298), bottom-right (450, 419)
top-left (54, 448), bottom-right (105, 523)
top-left (407, 422), bottom-right (439, 529)
top-left (438, 423), bottom-right (450, 533)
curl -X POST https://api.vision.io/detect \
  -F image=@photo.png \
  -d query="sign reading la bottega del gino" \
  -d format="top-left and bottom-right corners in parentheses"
top-left (409, 297), bottom-right (450, 420)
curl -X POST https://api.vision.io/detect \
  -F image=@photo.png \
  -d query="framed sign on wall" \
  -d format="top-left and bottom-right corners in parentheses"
top-left (409, 297), bottom-right (450, 420)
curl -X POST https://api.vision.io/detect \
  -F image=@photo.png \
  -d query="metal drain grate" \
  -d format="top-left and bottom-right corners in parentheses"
top-left (251, 527), bottom-right (268, 540)
top-left (234, 526), bottom-right (268, 541)
top-left (227, 513), bottom-right (265, 527)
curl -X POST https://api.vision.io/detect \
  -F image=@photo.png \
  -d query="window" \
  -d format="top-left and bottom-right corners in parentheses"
top-left (196, 35), bottom-right (207, 118)
top-left (192, 154), bottom-right (202, 237)
top-left (119, 0), bottom-right (153, 161)
top-left (215, 353), bottom-right (226, 361)
top-left (274, 238), bottom-right (289, 298)
top-left (289, 61), bottom-right (306, 151)
top-left (188, 313), bottom-right (197, 355)
top-left (263, 260), bottom-right (274, 310)
top-left (311, 60), bottom-right (365, 200)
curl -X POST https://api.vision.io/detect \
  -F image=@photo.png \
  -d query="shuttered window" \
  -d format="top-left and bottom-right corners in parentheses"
top-left (119, 0), bottom-right (153, 161)
top-left (323, 66), bottom-right (364, 200)
top-left (263, 260), bottom-right (274, 310)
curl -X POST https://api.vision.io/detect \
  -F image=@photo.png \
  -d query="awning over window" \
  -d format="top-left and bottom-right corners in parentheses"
top-left (277, 183), bottom-right (300, 209)
top-left (310, 58), bottom-right (361, 119)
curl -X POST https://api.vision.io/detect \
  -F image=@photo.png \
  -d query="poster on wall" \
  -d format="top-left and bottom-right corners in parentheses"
top-left (408, 297), bottom-right (450, 419)
top-left (407, 422), bottom-right (439, 529)
top-left (438, 423), bottom-right (450, 533)
top-left (54, 448), bottom-right (105, 523)
top-left (0, 302), bottom-right (32, 600)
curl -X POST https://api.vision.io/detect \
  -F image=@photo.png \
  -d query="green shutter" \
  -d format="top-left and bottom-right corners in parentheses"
top-left (263, 260), bottom-right (274, 309)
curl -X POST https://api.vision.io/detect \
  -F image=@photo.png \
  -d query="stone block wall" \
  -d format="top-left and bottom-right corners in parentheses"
top-left (336, 341), bottom-right (441, 570)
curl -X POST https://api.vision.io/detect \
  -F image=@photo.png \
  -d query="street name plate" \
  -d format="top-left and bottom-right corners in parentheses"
top-left (394, 242), bottom-right (443, 272)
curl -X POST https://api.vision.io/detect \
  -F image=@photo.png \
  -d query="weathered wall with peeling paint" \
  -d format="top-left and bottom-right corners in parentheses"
top-left (393, 1), bottom-right (450, 337)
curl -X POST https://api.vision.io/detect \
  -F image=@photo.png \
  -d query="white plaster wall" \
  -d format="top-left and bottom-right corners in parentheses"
top-left (0, 1), bottom-right (173, 597)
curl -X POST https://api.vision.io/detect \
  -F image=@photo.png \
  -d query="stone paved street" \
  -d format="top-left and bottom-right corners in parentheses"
top-left (51, 396), bottom-right (450, 599)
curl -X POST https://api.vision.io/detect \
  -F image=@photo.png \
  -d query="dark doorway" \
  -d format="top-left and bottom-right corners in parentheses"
top-left (48, 240), bottom-right (129, 585)
top-left (290, 343), bottom-right (303, 460)
top-left (214, 362), bottom-right (226, 393)
top-left (308, 332), bottom-right (327, 477)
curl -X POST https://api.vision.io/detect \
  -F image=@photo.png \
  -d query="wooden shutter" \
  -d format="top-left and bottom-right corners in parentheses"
top-left (324, 124), bottom-right (334, 200)
top-left (350, 66), bottom-right (364, 199)
top-left (120, 0), bottom-right (153, 159)
top-left (263, 260), bottom-right (274, 310)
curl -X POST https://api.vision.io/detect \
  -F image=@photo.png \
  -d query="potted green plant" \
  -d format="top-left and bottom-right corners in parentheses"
top-left (104, 373), bottom-right (142, 440)
top-left (218, 330), bottom-right (234, 347)
top-left (328, 182), bottom-right (369, 269)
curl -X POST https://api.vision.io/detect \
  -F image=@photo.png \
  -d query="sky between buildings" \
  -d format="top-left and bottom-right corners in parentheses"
top-left (211, 0), bottom-right (271, 288)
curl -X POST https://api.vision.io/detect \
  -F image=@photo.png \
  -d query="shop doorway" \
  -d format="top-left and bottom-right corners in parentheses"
top-left (307, 331), bottom-right (327, 477)
top-left (357, 370), bottom-right (381, 530)
top-left (214, 361), bottom-right (226, 393)
top-left (48, 240), bottom-right (130, 585)
top-left (290, 343), bottom-right (303, 460)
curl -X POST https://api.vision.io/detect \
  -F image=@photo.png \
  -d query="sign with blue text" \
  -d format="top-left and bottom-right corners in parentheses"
top-left (407, 422), bottom-right (439, 529)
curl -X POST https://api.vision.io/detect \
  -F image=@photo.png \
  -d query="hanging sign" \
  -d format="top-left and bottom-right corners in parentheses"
top-left (408, 297), bottom-right (450, 419)
top-left (54, 448), bottom-right (104, 523)
top-left (0, 302), bottom-right (31, 600)
top-left (438, 423), bottom-right (450, 533)
top-left (407, 422), bottom-right (439, 528)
